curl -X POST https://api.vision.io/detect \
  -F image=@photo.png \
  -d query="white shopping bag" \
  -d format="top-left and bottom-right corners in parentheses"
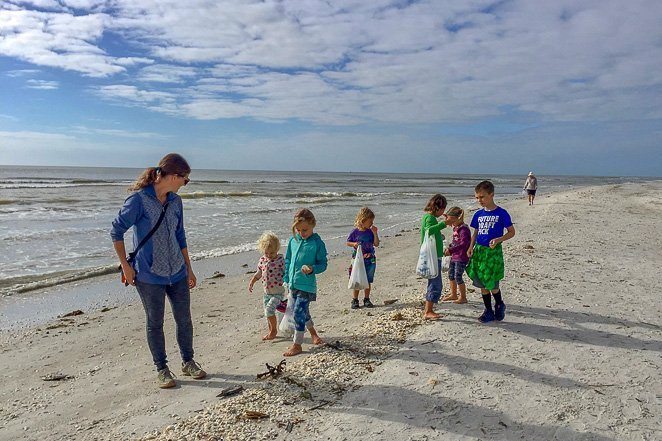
top-left (278, 289), bottom-right (296, 334)
top-left (416, 231), bottom-right (439, 279)
top-left (441, 256), bottom-right (452, 273)
top-left (348, 246), bottom-right (370, 290)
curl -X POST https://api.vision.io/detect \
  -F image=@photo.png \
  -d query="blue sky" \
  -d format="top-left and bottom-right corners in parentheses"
top-left (0, 0), bottom-right (661, 176)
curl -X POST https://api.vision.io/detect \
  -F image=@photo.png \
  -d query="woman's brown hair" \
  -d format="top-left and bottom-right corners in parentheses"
top-left (129, 153), bottom-right (191, 191)
top-left (424, 194), bottom-right (447, 213)
top-left (292, 208), bottom-right (316, 237)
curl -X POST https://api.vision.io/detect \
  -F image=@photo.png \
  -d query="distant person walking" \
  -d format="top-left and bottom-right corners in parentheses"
top-left (523, 172), bottom-right (538, 205)
top-left (111, 153), bottom-right (206, 389)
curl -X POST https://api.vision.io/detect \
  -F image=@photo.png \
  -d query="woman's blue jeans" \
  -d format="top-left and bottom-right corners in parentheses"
top-left (135, 277), bottom-right (194, 371)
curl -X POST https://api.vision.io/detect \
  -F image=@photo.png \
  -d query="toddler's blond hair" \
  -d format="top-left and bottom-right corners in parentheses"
top-left (354, 207), bottom-right (375, 228)
top-left (257, 231), bottom-right (280, 254)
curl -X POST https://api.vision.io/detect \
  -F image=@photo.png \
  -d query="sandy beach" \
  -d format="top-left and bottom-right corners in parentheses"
top-left (1, 182), bottom-right (660, 441)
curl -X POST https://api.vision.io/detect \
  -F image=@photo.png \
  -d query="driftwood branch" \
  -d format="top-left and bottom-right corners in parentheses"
top-left (256, 359), bottom-right (286, 380)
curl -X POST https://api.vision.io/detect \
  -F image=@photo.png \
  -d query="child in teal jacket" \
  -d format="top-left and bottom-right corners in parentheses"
top-left (283, 208), bottom-right (327, 356)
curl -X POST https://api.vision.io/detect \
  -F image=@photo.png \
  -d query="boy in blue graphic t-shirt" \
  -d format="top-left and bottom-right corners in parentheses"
top-left (466, 180), bottom-right (516, 323)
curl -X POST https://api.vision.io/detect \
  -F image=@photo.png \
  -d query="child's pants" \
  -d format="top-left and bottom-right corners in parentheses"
top-left (425, 258), bottom-right (443, 303)
top-left (263, 293), bottom-right (285, 317)
top-left (448, 260), bottom-right (468, 284)
top-left (291, 289), bottom-right (315, 344)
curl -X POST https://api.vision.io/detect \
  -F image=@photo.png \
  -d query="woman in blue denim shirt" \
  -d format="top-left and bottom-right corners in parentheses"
top-left (111, 153), bottom-right (205, 388)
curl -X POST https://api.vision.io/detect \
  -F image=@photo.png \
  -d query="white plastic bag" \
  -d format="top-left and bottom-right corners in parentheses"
top-left (441, 256), bottom-right (452, 273)
top-left (278, 289), bottom-right (296, 334)
top-left (348, 247), bottom-right (370, 290)
top-left (416, 231), bottom-right (438, 279)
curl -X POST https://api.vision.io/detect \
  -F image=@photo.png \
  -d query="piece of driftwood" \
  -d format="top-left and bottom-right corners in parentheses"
top-left (208, 272), bottom-right (226, 279)
top-left (278, 418), bottom-right (303, 432)
top-left (256, 359), bottom-right (286, 380)
top-left (383, 299), bottom-right (398, 305)
top-left (244, 410), bottom-right (269, 419)
top-left (420, 338), bottom-right (438, 345)
top-left (41, 373), bottom-right (73, 381)
top-left (309, 400), bottom-right (333, 411)
top-left (61, 310), bottom-right (84, 317)
top-left (216, 385), bottom-right (244, 398)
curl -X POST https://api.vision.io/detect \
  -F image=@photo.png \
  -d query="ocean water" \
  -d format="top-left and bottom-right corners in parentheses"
top-left (0, 166), bottom-right (639, 297)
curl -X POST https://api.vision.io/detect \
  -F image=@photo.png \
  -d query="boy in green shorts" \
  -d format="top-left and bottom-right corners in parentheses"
top-left (466, 181), bottom-right (516, 322)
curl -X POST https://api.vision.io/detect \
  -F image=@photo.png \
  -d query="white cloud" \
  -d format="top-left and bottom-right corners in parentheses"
top-left (0, 7), bottom-right (150, 77)
top-left (8, 1), bottom-right (63, 10)
top-left (95, 84), bottom-right (176, 104)
top-left (69, 125), bottom-right (170, 139)
top-left (137, 64), bottom-right (198, 83)
top-left (5, 68), bottom-right (40, 77)
top-left (25, 78), bottom-right (58, 89)
top-left (0, 129), bottom-right (75, 141)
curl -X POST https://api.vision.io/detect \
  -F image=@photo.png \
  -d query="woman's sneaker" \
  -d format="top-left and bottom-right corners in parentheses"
top-left (363, 298), bottom-right (374, 308)
top-left (351, 298), bottom-right (360, 309)
top-left (478, 309), bottom-right (495, 323)
top-left (157, 367), bottom-right (176, 389)
top-left (182, 360), bottom-right (207, 379)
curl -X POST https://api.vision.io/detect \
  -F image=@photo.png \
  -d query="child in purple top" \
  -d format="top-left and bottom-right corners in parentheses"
top-left (346, 207), bottom-right (379, 309)
top-left (443, 207), bottom-right (471, 304)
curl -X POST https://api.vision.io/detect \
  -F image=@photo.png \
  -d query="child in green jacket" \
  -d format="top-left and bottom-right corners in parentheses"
top-left (420, 194), bottom-right (447, 320)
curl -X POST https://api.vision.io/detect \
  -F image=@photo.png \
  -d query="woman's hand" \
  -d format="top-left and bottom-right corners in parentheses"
top-left (121, 263), bottom-right (136, 286)
top-left (301, 265), bottom-right (313, 274)
top-left (444, 248), bottom-right (451, 256)
top-left (248, 280), bottom-right (255, 292)
top-left (188, 271), bottom-right (197, 289)
top-left (467, 247), bottom-right (474, 258)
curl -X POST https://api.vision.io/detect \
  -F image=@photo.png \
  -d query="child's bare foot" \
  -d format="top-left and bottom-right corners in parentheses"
top-left (442, 294), bottom-right (458, 301)
top-left (262, 332), bottom-right (277, 340)
top-left (311, 334), bottom-right (324, 345)
top-left (424, 311), bottom-right (441, 320)
top-left (283, 344), bottom-right (303, 357)
top-left (454, 297), bottom-right (467, 304)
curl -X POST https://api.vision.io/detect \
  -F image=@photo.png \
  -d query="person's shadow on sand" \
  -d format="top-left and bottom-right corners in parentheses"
top-left (509, 304), bottom-right (661, 331)
top-left (442, 305), bottom-right (662, 353)
top-left (388, 341), bottom-right (590, 390)
top-left (324, 385), bottom-right (617, 440)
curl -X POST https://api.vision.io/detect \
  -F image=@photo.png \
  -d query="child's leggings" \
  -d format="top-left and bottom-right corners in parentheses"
top-left (291, 289), bottom-right (315, 344)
